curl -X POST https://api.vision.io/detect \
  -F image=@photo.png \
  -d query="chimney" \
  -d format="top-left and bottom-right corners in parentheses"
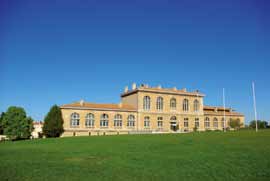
top-left (80, 99), bottom-right (84, 106)
top-left (157, 85), bottom-right (162, 89)
top-left (124, 86), bottom-right (128, 93)
top-left (132, 83), bottom-right (137, 90)
top-left (182, 88), bottom-right (187, 92)
top-left (172, 87), bottom-right (177, 91)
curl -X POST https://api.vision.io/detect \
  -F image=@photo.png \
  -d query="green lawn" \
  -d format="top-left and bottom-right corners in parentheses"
top-left (1, 130), bottom-right (270, 181)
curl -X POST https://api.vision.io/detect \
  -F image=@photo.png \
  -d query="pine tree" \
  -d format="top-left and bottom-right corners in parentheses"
top-left (43, 105), bottom-right (64, 137)
top-left (2, 107), bottom-right (34, 140)
top-left (0, 112), bottom-right (5, 135)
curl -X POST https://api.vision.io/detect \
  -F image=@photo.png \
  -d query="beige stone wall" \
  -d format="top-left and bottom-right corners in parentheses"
top-left (137, 112), bottom-right (205, 132)
top-left (61, 108), bottom-right (138, 137)
top-left (203, 115), bottom-right (245, 130)
top-left (137, 91), bottom-right (204, 115)
top-left (61, 90), bottom-right (244, 137)
top-left (121, 93), bottom-right (138, 109)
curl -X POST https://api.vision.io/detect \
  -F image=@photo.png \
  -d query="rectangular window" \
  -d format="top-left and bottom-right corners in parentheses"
top-left (144, 121), bottom-right (150, 128)
top-left (86, 120), bottom-right (94, 127)
top-left (100, 121), bottom-right (108, 127)
top-left (158, 121), bottom-right (163, 128)
top-left (184, 118), bottom-right (189, 128)
top-left (195, 118), bottom-right (199, 128)
top-left (114, 121), bottom-right (122, 127)
top-left (157, 117), bottom-right (163, 128)
top-left (144, 117), bottom-right (150, 128)
top-left (127, 121), bottom-right (135, 127)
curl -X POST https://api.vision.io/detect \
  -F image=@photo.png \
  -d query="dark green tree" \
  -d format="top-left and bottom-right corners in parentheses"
top-left (2, 107), bottom-right (34, 140)
top-left (43, 105), bottom-right (64, 137)
top-left (229, 118), bottom-right (242, 130)
top-left (249, 120), bottom-right (268, 129)
top-left (0, 112), bottom-right (5, 135)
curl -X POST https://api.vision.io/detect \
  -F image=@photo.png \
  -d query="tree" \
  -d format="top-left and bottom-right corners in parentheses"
top-left (229, 118), bottom-right (242, 130)
top-left (0, 112), bottom-right (5, 135)
top-left (43, 105), bottom-right (64, 138)
top-left (249, 120), bottom-right (268, 129)
top-left (2, 107), bottom-right (34, 140)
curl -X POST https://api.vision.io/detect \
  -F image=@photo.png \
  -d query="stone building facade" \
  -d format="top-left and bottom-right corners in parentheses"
top-left (32, 121), bottom-right (43, 138)
top-left (60, 84), bottom-right (244, 136)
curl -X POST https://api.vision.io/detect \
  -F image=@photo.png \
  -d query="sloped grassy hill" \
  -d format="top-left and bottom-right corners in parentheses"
top-left (1, 130), bottom-right (270, 181)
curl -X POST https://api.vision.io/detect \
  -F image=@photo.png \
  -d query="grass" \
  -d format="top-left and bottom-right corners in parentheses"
top-left (1, 130), bottom-right (270, 181)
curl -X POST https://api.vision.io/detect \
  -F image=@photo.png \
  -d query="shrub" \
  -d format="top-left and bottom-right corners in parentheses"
top-left (229, 119), bottom-right (242, 130)
top-left (38, 132), bottom-right (44, 138)
top-left (249, 120), bottom-right (268, 129)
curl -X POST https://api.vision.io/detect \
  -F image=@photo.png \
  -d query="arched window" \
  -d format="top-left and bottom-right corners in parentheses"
top-left (194, 99), bottom-right (200, 112)
top-left (205, 117), bottom-right (210, 129)
top-left (157, 117), bottom-right (163, 128)
top-left (85, 113), bottom-right (94, 127)
top-left (100, 114), bottom-right (109, 128)
top-left (183, 99), bottom-right (189, 111)
top-left (195, 118), bottom-right (199, 128)
top-left (170, 116), bottom-right (177, 121)
top-left (221, 118), bottom-right (226, 128)
top-left (114, 114), bottom-right (122, 127)
top-left (170, 98), bottom-right (176, 110)
top-left (213, 118), bottom-right (218, 129)
top-left (144, 116), bottom-right (150, 128)
top-left (70, 113), bottom-right (80, 127)
top-left (143, 96), bottom-right (151, 110)
top-left (156, 97), bottom-right (163, 110)
top-left (127, 115), bottom-right (135, 127)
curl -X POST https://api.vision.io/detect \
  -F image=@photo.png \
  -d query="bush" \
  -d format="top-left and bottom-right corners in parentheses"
top-left (38, 132), bottom-right (44, 138)
top-left (43, 105), bottom-right (64, 138)
top-left (249, 120), bottom-right (268, 129)
top-left (229, 119), bottom-right (242, 130)
top-left (2, 107), bottom-right (34, 140)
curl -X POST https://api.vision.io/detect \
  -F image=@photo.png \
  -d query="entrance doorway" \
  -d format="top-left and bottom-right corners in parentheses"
top-left (170, 122), bottom-right (178, 132)
top-left (170, 116), bottom-right (179, 132)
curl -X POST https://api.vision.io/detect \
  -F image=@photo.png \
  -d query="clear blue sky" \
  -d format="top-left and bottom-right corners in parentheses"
top-left (1, 0), bottom-right (269, 124)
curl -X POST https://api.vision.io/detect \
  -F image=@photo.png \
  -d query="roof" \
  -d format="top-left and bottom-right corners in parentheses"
top-left (121, 86), bottom-right (205, 97)
top-left (204, 111), bottom-right (244, 117)
top-left (204, 105), bottom-right (232, 111)
top-left (33, 121), bottom-right (43, 125)
top-left (203, 106), bottom-right (244, 117)
top-left (60, 101), bottom-right (137, 112)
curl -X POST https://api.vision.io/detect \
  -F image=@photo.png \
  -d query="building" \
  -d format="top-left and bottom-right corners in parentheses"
top-left (32, 121), bottom-right (43, 138)
top-left (60, 83), bottom-right (244, 137)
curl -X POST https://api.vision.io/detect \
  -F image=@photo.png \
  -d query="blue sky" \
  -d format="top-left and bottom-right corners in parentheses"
top-left (1, 0), bottom-right (269, 124)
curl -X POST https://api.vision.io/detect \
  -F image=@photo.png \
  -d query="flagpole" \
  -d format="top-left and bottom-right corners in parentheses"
top-left (196, 92), bottom-right (200, 133)
top-left (252, 82), bottom-right (258, 132)
top-left (223, 88), bottom-right (226, 132)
